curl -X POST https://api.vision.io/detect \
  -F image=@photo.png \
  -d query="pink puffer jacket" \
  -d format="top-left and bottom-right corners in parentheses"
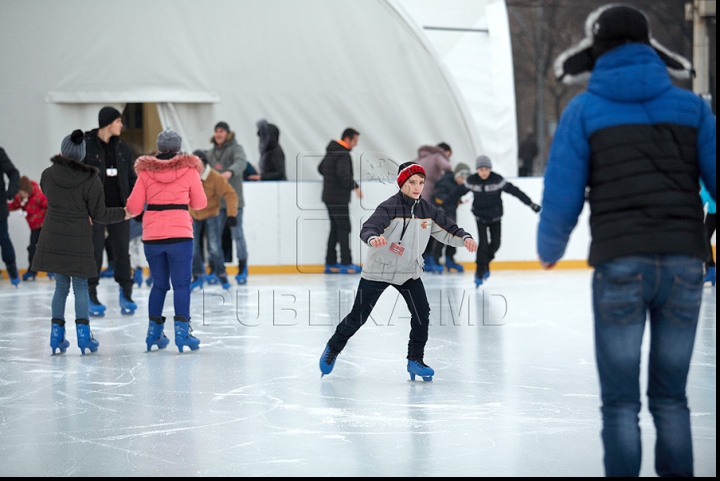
top-left (126, 153), bottom-right (207, 241)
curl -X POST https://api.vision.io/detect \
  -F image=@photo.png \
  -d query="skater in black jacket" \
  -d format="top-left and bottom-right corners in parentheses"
top-left (449, 155), bottom-right (541, 287)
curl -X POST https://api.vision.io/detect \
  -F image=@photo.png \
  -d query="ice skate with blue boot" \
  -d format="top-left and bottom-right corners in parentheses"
top-left (119, 287), bottom-right (137, 315)
top-left (190, 276), bottom-right (204, 292)
top-left (319, 344), bottom-right (339, 377)
top-left (99, 265), bottom-right (114, 278)
top-left (204, 272), bottom-right (220, 285)
top-left (474, 276), bottom-right (484, 289)
top-left (235, 265), bottom-right (248, 285)
top-left (423, 255), bottom-right (443, 274)
top-left (339, 264), bottom-right (362, 274)
top-left (219, 275), bottom-right (231, 290)
top-left (50, 319), bottom-right (70, 355)
top-left (88, 290), bottom-right (106, 317)
top-left (75, 319), bottom-right (99, 355)
top-left (407, 359), bottom-right (434, 382)
top-left (325, 264), bottom-right (341, 273)
top-left (47, 272), bottom-right (56, 280)
top-left (445, 256), bottom-right (464, 273)
top-left (146, 316), bottom-right (170, 351)
top-left (484, 269), bottom-right (490, 280)
top-left (705, 266), bottom-right (716, 286)
top-left (133, 268), bottom-right (143, 288)
top-left (174, 316), bottom-right (200, 352)
top-left (22, 271), bottom-right (37, 282)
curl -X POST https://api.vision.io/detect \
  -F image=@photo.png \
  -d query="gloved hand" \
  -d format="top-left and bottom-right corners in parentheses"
top-left (226, 216), bottom-right (238, 228)
top-left (530, 203), bottom-right (542, 213)
top-left (135, 211), bottom-right (144, 223)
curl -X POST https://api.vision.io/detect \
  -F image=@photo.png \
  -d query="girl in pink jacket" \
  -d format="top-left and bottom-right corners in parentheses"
top-left (126, 130), bottom-right (207, 353)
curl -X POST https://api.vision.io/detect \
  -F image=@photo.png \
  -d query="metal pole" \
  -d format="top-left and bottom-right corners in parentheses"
top-left (536, 1), bottom-right (546, 172)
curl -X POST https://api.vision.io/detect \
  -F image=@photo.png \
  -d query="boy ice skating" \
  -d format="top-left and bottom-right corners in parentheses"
top-left (319, 162), bottom-right (477, 382)
top-left (451, 155), bottom-right (541, 287)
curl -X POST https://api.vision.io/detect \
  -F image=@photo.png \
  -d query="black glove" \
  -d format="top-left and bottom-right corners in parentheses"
top-left (530, 203), bottom-right (542, 213)
top-left (135, 211), bottom-right (144, 223)
top-left (226, 216), bottom-right (238, 227)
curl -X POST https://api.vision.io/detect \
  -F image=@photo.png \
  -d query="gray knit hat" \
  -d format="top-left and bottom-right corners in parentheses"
top-left (61, 129), bottom-right (86, 161)
top-left (157, 129), bottom-right (182, 153)
top-left (476, 155), bottom-right (492, 170)
top-left (453, 163), bottom-right (471, 179)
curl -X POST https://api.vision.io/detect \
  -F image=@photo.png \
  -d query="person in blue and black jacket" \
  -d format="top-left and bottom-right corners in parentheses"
top-left (538, 5), bottom-right (716, 478)
top-left (318, 162), bottom-right (477, 382)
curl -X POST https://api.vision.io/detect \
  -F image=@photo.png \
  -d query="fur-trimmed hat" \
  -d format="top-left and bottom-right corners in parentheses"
top-left (397, 162), bottom-right (426, 188)
top-left (554, 4), bottom-right (692, 84)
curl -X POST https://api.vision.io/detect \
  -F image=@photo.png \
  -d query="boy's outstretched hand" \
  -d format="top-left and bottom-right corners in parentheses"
top-left (464, 238), bottom-right (477, 253)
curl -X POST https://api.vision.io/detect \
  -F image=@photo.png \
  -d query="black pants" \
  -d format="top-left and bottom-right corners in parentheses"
top-left (90, 220), bottom-right (132, 292)
top-left (706, 213), bottom-right (716, 268)
top-left (328, 277), bottom-right (431, 360)
top-left (26, 228), bottom-right (41, 274)
top-left (475, 219), bottom-right (501, 278)
top-left (325, 203), bottom-right (352, 265)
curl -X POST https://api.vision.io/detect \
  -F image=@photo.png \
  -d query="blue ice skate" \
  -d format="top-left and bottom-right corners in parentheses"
top-left (407, 359), bottom-right (434, 382)
top-left (50, 319), bottom-right (70, 355)
top-left (338, 264), bottom-right (362, 274)
top-left (99, 266), bottom-right (114, 278)
top-left (190, 276), bottom-right (204, 292)
top-left (705, 266), bottom-right (716, 287)
top-left (88, 292), bottom-right (106, 317)
top-left (324, 264), bottom-right (342, 274)
top-left (484, 269), bottom-right (491, 280)
top-left (235, 266), bottom-right (248, 285)
top-left (47, 272), bottom-right (56, 280)
top-left (319, 344), bottom-right (339, 377)
top-left (445, 256), bottom-right (464, 273)
top-left (10, 275), bottom-right (20, 287)
top-left (423, 256), bottom-right (443, 274)
top-left (22, 271), bottom-right (36, 282)
top-left (218, 275), bottom-right (231, 290)
top-left (174, 316), bottom-right (200, 352)
top-left (474, 276), bottom-right (484, 289)
top-left (133, 268), bottom-right (143, 288)
top-left (146, 316), bottom-right (170, 351)
top-left (119, 287), bottom-right (137, 315)
top-left (204, 273), bottom-right (220, 285)
top-left (146, 276), bottom-right (153, 287)
top-left (75, 319), bottom-right (99, 355)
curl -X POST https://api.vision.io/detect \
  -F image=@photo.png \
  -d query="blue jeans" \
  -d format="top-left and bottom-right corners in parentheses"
top-left (193, 217), bottom-right (226, 277)
top-left (593, 256), bottom-right (703, 477)
top-left (0, 218), bottom-right (17, 272)
top-left (328, 277), bottom-right (431, 360)
top-left (144, 241), bottom-right (193, 319)
top-left (51, 275), bottom-right (89, 320)
top-left (219, 207), bottom-right (247, 262)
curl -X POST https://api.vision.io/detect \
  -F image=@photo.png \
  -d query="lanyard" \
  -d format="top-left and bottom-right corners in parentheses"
top-left (398, 199), bottom-right (417, 244)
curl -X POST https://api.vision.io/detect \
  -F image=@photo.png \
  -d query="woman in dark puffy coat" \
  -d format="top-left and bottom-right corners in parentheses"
top-left (33, 130), bottom-right (129, 355)
top-left (256, 119), bottom-right (286, 180)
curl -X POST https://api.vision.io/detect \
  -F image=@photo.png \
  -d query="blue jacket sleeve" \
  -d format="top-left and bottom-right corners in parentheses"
top-left (696, 100), bottom-right (716, 201)
top-left (537, 96), bottom-right (591, 264)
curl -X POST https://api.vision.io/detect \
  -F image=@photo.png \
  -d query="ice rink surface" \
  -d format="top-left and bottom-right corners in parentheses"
top-left (0, 270), bottom-right (715, 476)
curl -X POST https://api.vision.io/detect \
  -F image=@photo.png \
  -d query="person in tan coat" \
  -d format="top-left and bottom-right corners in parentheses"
top-left (189, 150), bottom-right (238, 290)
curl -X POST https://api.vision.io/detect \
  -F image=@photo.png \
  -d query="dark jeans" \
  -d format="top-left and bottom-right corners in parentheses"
top-left (90, 221), bottom-right (132, 291)
top-left (193, 217), bottom-right (226, 277)
top-left (328, 277), bottom-right (431, 360)
top-left (27, 228), bottom-right (41, 274)
top-left (144, 240), bottom-right (193, 319)
top-left (51, 275), bottom-right (89, 320)
top-left (0, 218), bottom-right (17, 275)
top-left (475, 219), bottom-right (501, 277)
top-left (592, 255), bottom-right (703, 477)
top-left (325, 204), bottom-right (352, 265)
top-left (705, 213), bottom-right (716, 268)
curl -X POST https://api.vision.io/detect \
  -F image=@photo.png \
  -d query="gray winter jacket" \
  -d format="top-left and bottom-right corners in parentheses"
top-left (360, 192), bottom-right (472, 285)
top-left (207, 132), bottom-right (247, 208)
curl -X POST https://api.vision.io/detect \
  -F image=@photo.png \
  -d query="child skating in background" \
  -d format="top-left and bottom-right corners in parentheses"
top-left (32, 130), bottom-right (130, 355)
top-left (126, 130), bottom-right (207, 353)
top-left (319, 162), bottom-right (477, 382)
top-left (450, 155), bottom-right (541, 287)
top-left (8, 176), bottom-right (49, 281)
top-left (129, 217), bottom-right (153, 287)
top-left (431, 163), bottom-right (472, 272)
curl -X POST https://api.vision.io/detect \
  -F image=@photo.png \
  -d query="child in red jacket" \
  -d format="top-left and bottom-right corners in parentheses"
top-left (8, 176), bottom-right (49, 281)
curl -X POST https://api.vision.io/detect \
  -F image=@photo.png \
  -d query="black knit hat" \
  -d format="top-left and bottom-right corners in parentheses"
top-left (214, 121), bottom-right (230, 132)
top-left (98, 106), bottom-right (122, 129)
top-left (554, 4), bottom-right (692, 84)
top-left (193, 149), bottom-right (209, 165)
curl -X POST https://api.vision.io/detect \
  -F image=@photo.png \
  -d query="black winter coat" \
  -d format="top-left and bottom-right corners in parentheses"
top-left (83, 129), bottom-right (136, 206)
top-left (32, 156), bottom-right (126, 278)
top-left (454, 172), bottom-right (534, 223)
top-left (0, 147), bottom-right (20, 220)
top-left (258, 122), bottom-right (286, 180)
top-left (318, 140), bottom-right (358, 205)
top-left (431, 172), bottom-right (465, 220)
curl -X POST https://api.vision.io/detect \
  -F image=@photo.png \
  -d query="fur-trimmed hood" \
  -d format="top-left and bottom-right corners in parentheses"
top-left (417, 145), bottom-right (447, 159)
top-left (210, 130), bottom-right (237, 146)
top-left (47, 154), bottom-right (99, 189)
top-left (134, 153), bottom-right (203, 184)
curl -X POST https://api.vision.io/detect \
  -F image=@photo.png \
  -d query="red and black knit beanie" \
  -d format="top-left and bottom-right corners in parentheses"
top-left (397, 162), bottom-right (426, 188)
